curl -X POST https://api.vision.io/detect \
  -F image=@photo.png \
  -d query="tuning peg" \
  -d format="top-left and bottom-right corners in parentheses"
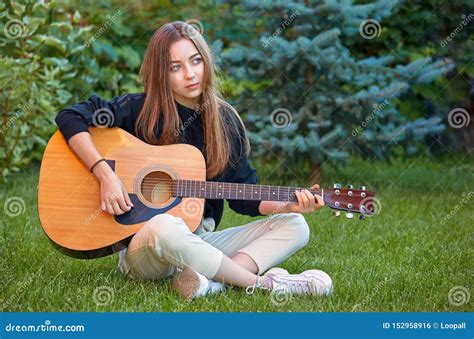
top-left (359, 214), bottom-right (366, 220)
top-left (333, 183), bottom-right (341, 189)
top-left (360, 186), bottom-right (366, 191)
top-left (333, 211), bottom-right (341, 217)
top-left (347, 184), bottom-right (353, 189)
top-left (346, 212), bottom-right (354, 219)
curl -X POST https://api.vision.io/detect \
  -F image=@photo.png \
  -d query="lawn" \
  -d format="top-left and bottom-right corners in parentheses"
top-left (0, 155), bottom-right (472, 312)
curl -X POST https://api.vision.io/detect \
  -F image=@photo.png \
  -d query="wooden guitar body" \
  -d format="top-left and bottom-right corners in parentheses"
top-left (38, 127), bottom-right (206, 258)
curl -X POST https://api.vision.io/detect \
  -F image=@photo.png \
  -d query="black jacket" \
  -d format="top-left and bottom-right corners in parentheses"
top-left (54, 93), bottom-right (263, 228)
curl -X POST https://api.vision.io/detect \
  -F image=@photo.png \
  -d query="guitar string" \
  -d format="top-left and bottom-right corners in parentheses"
top-left (92, 178), bottom-right (325, 193)
top-left (89, 177), bottom-right (366, 194)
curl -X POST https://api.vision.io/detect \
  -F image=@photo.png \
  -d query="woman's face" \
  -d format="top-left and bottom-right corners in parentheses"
top-left (169, 39), bottom-right (204, 108)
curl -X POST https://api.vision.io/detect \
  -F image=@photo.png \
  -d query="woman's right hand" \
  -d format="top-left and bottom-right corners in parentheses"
top-left (99, 172), bottom-right (134, 215)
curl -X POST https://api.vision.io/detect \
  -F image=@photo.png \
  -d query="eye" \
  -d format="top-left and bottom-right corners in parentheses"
top-left (171, 64), bottom-right (180, 72)
top-left (193, 57), bottom-right (202, 65)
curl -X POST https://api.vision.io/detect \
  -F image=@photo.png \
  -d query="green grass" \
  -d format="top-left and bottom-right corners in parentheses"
top-left (1, 155), bottom-right (472, 312)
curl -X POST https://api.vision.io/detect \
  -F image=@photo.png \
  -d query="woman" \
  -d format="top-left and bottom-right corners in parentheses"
top-left (55, 21), bottom-right (333, 300)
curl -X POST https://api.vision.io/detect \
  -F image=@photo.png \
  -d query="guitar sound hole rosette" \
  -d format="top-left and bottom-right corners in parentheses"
top-left (134, 165), bottom-right (180, 209)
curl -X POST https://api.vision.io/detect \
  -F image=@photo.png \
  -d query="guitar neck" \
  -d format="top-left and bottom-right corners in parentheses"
top-left (172, 179), bottom-right (321, 202)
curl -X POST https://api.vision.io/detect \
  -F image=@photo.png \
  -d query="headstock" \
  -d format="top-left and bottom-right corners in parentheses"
top-left (323, 184), bottom-right (378, 220)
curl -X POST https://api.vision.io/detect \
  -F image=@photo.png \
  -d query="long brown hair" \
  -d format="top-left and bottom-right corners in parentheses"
top-left (136, 21), bottom-right (250, 179)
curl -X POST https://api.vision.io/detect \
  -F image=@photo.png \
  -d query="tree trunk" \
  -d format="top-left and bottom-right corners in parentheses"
top-left (309, 162), bottom-right (323, 184)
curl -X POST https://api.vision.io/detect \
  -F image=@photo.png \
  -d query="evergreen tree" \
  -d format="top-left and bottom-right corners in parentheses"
top-left (214, 0), bottom-right (454, 179)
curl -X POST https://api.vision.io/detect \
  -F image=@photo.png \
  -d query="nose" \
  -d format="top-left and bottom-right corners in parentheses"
top-left (183, 65), bottom-right (195, 80)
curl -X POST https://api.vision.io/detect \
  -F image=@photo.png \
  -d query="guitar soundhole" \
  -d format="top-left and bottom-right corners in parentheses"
top-left (140, 171), bottom-right (173, 205)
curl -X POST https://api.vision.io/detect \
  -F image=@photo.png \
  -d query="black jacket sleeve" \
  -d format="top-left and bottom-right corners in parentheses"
top-left (223, 107), bottom-right (264, 217)
top-left (54, 94), bottom-right (136, 142)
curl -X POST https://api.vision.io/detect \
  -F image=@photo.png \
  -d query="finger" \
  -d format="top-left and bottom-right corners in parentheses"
top-left (105, 201), bottom-right (115, 215)
top-left (111, 201), bottom-right (124, 215)
top-left (123, 189), bottom-right (134, 207)
top-left (315, 194), bottom-right (324, 208)
top-left (294, 191), bottom-right (303, 210)
top-left (117, 195), bottom-right (130, 212)
top-left (299, 190), bottom-right (310, 209)
top-left (306, 189), bottom-right (317, 209)
top-left (303, 189), bottom-right (315, 209)
top-left (101, 201), bottom-right (106, 211)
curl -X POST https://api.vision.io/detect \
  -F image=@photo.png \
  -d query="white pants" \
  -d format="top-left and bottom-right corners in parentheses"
top-left (118, 212), bottom-right (310, 280)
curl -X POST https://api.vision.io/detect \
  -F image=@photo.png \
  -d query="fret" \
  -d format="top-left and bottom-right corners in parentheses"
top-left (175, 181), bottom-right (317, 201)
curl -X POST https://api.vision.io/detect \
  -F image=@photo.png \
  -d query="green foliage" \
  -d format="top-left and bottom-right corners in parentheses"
top-left (217, 0), bottom-right (455, 170)
top-left (0, 1), bottom-right (89, 179)
top-left (0, 0), bottom-right (469, 181)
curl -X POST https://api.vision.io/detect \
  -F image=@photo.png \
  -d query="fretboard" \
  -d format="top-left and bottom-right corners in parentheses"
top-left (172, 179), bottom-right (320, 202)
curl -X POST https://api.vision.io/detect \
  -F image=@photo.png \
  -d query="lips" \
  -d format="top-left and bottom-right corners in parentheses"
top-left (186, 82), bottom-right (199, 88)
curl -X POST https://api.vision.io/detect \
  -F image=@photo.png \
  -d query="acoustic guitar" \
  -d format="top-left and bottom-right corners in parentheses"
top-left (38, 127), bottom-right (376, 258)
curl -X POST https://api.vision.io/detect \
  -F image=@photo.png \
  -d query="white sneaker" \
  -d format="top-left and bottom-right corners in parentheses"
top-left (171, 267), bottom-right (226, 300)
top-left (264, 267), bottom-right (289, 276)
top-left (247, 269), bottom-right (333, 296)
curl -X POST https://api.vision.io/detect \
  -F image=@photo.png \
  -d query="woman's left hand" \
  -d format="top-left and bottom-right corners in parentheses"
top-left (282, 184), bottom-right (324, 214)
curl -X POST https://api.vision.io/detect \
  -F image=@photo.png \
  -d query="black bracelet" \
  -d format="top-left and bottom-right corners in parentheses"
top-left (90, 158), bottom-right (106, 173)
